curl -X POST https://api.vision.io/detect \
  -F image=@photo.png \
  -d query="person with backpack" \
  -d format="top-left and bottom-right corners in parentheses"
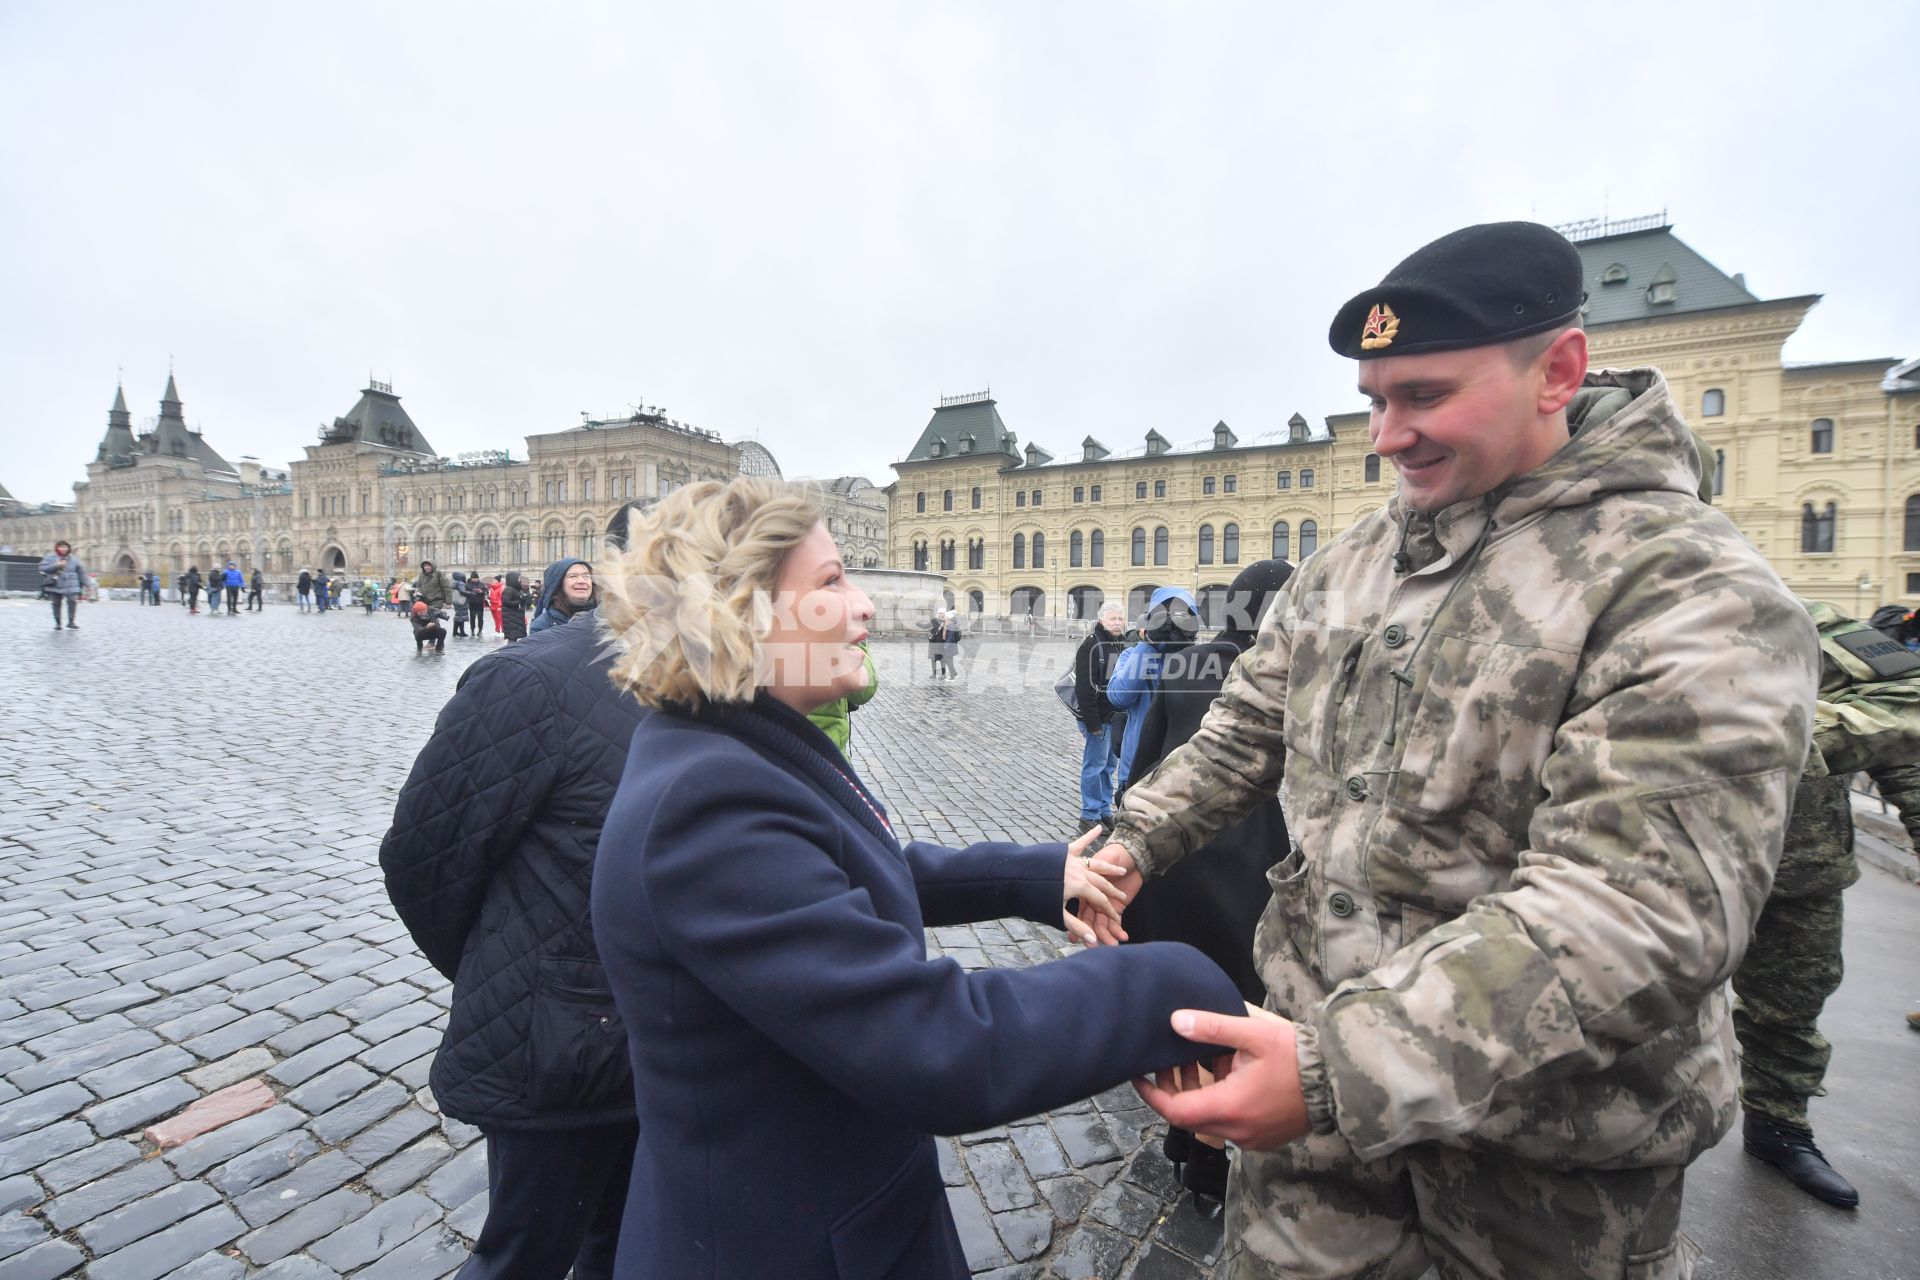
top-left (297, 568), bottom-right (313, 612)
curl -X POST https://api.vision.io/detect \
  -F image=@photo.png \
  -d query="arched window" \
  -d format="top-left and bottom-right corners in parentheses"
top-left (913, 541), bottom-right (929, 572)
top-left (942, 489), bottom-right (953, 512)
top-left (1131, 527), bottom-right (1146, 566)
top-left (510, 525), bottom-right (530, 562)
top-left (1364, 454), bottom-right (1381, 483)
top-left (545, 526), bottom-right (566, 560)
top-left (1299, 520), bottom-right (1319, 558)
top-left (1012, 533), bottom-right (1026, 569)
top-left (967, 589), bottom-right (983, 613)
top-left (1223, 523), bottom-right (1240, 564)
top-left (1198, 524), bottom-right (1215, 565)
top-left (1272, 521), bottom-right (1290, 560)
top-left (1905, 496), bottom-right (1920, 552)
top-left (1090, 529), bottom-right (1105, 567)
top-left (1153, 526), bottom-right (1169, 566)
top-left (967, 538), bottom-right (983, 570)
top-left (1032, 533), bottom-right (1045, 569)
top-left (916, 491), bottom-right (926, 513)
top-left (1070, 530), bottom-right (1084, 567)
top-left (1702, 389), bottom-right (1725, 417)
top-left (1800, 502), bottom-right (1836, 554)
top-left (1713, 449), bottom-right (1726, 498)
top-left (971, 486), bottom-right (982, 509)
top-left (1810, 418), bottom-right (1834, 454)
top-left (939, 539), bottom-right (955, 571)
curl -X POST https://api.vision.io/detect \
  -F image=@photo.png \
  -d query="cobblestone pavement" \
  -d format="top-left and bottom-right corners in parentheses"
top-left (3, 600), bottom-right (1918, 1279)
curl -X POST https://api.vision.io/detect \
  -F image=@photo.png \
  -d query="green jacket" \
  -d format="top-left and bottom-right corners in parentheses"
top-left (807, 644), bottom-right (879, 754)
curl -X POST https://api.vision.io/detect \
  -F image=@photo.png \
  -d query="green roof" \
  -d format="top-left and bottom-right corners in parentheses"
top-left (1574, 225), bottom-right (1768, 326)
top-left (903, 395), bottom-right (1018, 464)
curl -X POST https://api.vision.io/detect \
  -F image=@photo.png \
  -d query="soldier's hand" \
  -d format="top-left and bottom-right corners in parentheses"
top-left (1134, 1004), bottom-right (1309, 1150)
top-left (1075, 842), bottom-right (1141, 946)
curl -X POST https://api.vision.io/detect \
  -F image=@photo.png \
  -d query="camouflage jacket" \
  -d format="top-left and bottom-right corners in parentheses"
top-left (1114, 368), bottom-right (1819, 1169)
top-left (1781, 600), bottom-right (1920, 894)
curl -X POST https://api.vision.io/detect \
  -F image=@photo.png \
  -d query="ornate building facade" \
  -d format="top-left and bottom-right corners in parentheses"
top-left (887, 218), bottom-right (1919, 621)
top-left (0, 382), bottom-right (781, 585)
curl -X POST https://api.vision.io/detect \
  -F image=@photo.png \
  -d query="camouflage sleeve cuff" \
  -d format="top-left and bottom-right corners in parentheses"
top-left (1111, 823), bottom-right (1159, 877)
top-left (1292, 1019), bottom-right (1339, 1136)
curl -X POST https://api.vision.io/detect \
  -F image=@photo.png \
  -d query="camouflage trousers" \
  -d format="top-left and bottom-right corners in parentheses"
top-left (1222, 1133), bottom-right (1697, 1280)
top-left (1730, 777), bottom-right (1857, 1129)
top-left (1730, 886), bottom-right (1846, 1129)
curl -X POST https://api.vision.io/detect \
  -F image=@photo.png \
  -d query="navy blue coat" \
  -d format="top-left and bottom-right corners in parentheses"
top-left (383, 617), bottom-right (647, 1129)
top-left (592, 694), bottom-right (1243, 1280)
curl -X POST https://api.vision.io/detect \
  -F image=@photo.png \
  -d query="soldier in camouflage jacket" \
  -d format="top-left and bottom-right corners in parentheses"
top-left (1733, 599), bottom-right (1920, 1208)
top-left (1099, 224), bottom-right (1821, 1280)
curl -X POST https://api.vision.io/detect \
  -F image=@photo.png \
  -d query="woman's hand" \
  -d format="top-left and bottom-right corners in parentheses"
top-left (1062, 825), bottom-right (1133, 946)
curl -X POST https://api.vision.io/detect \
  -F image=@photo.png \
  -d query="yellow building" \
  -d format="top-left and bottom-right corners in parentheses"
top-left (888, 218), bottom-right (1918, 622)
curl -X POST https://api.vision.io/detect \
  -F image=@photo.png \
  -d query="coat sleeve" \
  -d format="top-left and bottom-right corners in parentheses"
top-left (1104, 645), bottom-right (1154, 711)
top-left (1864, 762), bottom-right (1920, 847)
top-left (903, 840), bottom-right (1063, 929)
top-left (633, 768), bottom-right (1245, 1136)
top-left (1294, 556), bottom-right (1818, 1162)
top-left (379, 658), bottom-right (563, 978)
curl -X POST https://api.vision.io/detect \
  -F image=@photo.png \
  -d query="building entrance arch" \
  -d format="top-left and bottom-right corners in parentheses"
top-left (322, 545), bottom-right (347, 571)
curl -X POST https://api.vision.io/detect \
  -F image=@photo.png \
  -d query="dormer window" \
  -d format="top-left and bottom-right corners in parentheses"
top-left (1647, 264), bottom-right (1677, 306)
top-left (1601, 263), bottom-right (1629, 285)
top-left (930, 440), bottom-right (945, 457)
top-left (960, 435), bottom-right (975, 454)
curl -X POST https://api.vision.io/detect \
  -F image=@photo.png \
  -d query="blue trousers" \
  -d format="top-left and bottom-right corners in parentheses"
top-left (1078, 721), bottom-right (1120, 821)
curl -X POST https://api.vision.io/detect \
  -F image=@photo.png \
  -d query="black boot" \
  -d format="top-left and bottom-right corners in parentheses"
top-left (1744, 1113), bottom-right (1859, 1208)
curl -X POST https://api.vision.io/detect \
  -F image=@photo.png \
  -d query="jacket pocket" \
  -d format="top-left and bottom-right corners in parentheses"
top-left (828, 1147), bottom-right (947, 1280)
top-left (525, 957), bottom-right (631, 1113)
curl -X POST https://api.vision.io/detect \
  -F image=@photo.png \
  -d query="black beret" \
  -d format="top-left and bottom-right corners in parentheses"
top-left (1328, 221), bottom-right (1584, 360)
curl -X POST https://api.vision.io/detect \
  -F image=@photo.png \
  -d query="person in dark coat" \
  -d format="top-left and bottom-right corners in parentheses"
top-left (531, 558), bottom-right (596, 634)
top-left (314, 570), bottom-right (331, 613)
top-left (926, 611), bottom-right (952, 679)
top-left (451, 572), bottom-right (470, 636)
top-left (466, 573), bottom-right (491, 638)
top-left (38, 541), bottom-right (86, 630)
top-left (382, 595), bottom-right (650, 1280)
top-left (183, 565), bottom-right (203, 615)
top-left (296, 568), bottom-right (313, 613)
top-left (410, 601), bottom-right (448, 654)
top-left (247, 568), bottom-right (264, 611)
top-left (591, 477), bottom-right (1244, 1280)
top-left (1072, 602), bottom-right (1130, 832)
top-left (501, 573), bottom-right (528, 641)
top-left (1119, 557), bottom-right (1294, 1204)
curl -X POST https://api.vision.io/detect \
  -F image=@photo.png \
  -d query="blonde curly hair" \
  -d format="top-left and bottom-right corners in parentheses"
top-left (598, 476), bottom-right (823, 708)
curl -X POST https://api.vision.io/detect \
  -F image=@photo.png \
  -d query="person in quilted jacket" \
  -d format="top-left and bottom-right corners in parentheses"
top-left (381, 511), bottom-right (650, 1280)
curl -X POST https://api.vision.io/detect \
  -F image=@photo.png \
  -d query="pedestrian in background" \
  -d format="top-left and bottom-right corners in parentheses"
top-left (1106, 587), bottom-right (1200, 792)
top-left (39, 540), bottom-right (86, 630)
top-left (488, 574), bottom-right (505, 634)
top-left (410, 600), bottom-right (447, 654)
top-left (382, 511), bottom-right (651, 1279)
top-left (467, 573), bottom-right (491, 638)
top-left (183, 565), bottom-right (203, 615)
top-left (222, 561), bottom-right (243, 614)
top-left (297, 568), bottom-right (312, 612)
top-left (1071, 602), bottom-right (1130, 833)
top-left (927, 610), bottom-right (953, 679)
top-left (531, 559), bottom-right (597, 634)
top-left (247, 567), bottom-right (264, 611)
top-left (451, 572), bottom-right (470, 636)
top-left (314, 570), bottom-right (331, 612)
top-left (501, 572), bottom-right (529, 642)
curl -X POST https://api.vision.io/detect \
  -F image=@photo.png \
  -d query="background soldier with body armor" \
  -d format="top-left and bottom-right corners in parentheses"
top-left (1734, 601), bottom-right (1920, 1208)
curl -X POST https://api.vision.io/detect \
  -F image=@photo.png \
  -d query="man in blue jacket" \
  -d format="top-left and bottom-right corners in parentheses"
top-left (383, 568), bottom-right (647, 1280)
top-left (1107, 586), bottom-right (1201, 792)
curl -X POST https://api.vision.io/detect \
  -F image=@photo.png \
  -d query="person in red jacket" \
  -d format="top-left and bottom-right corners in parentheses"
top-left (488, 574), bottom-right (505, 634)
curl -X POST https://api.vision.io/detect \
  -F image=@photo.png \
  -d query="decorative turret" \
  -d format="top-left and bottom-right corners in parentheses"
top-left (141, 374), bottom-right (236, 473)
top-left (95, 384), bottom-right (137, 466)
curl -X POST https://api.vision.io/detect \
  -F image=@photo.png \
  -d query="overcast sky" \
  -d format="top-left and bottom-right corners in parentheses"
top-left (2, 1), bottom-right (1913, 504)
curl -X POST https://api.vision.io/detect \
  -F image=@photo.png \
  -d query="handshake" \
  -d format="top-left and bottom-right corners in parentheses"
top-left (1056, 823), bottom-right (1311, 1151)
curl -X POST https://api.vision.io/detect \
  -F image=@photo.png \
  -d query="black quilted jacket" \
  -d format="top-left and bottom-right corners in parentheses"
top-left (380, 616), bottom-right (647, 1130)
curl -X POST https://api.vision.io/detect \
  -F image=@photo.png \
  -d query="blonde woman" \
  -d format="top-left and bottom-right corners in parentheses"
top-left (591, 477), bottom-right (1242, 1280)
